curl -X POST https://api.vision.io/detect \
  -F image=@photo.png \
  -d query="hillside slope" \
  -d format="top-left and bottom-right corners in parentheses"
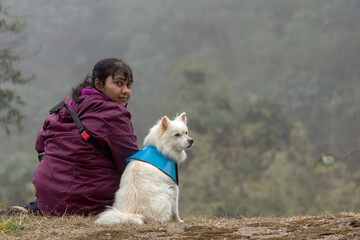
top-left (1, 212), bottom-right (359, 239)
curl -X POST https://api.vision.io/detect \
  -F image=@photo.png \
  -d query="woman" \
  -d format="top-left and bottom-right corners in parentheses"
top-left (32, 58), bottom-right (139, 216)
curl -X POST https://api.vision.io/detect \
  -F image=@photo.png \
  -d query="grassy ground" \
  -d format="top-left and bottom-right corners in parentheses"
top-left (1, 212), bottom-right (360, 239)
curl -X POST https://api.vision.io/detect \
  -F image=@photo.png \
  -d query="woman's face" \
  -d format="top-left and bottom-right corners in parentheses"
top-left (96, 72), bottom-right (132, 107)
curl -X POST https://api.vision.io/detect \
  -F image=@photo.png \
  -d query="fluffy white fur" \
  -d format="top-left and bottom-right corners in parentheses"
top-left (94, 112), bottom-right (193, 225)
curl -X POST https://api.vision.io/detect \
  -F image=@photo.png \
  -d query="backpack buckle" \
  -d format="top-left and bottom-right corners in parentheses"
top-left (80, 130), bottom-right (90, 141)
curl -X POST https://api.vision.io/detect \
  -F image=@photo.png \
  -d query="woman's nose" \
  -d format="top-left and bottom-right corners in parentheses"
top-left (121, 85), bottom-right (131, 93)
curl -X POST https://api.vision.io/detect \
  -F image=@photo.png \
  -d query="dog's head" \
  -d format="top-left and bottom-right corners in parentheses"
top-left (143, 112), bottom-right (193, 163)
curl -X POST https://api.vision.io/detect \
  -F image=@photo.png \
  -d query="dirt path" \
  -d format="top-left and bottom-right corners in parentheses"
top-left (1, 212), bottom-right (360, 239)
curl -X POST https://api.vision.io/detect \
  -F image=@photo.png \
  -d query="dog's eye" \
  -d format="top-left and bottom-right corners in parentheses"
top-left (185, 131), bottom-right (188, 135)
top-left (174, 133), bottom-right (181, 137)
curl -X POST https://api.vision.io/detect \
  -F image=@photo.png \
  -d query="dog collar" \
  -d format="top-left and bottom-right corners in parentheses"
top-left (126, 146), bottom-right (179, 185)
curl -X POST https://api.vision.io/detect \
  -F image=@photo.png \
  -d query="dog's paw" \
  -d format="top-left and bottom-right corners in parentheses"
top-left (172, 217), bottom-right (184, 223)
top-left (131, 218), bottom-right (144, 225)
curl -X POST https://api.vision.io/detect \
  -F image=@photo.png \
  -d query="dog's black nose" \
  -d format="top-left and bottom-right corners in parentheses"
top-left (188, 139), bottom-right (194, 145)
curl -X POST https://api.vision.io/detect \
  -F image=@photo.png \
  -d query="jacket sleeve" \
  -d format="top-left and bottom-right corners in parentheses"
top-left (35, 122), bottom-right (47, 154)
top-left (102, 109), bottom-right (140, 174)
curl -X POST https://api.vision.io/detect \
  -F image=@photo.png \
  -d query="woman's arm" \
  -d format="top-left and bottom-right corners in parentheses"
top-left (35, 126), bottom-right (46, 154)
top-left (105, 110), bottom-right (139, 173)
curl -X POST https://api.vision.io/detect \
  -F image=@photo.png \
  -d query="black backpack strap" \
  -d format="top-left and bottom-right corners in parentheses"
top-left (50, 101), bottom-right (66, 114)
top-left (49, 101), bottom-right (112, 159)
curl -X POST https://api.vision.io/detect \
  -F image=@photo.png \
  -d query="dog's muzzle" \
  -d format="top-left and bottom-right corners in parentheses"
top-left (187, 138), bottom-right (194, 149)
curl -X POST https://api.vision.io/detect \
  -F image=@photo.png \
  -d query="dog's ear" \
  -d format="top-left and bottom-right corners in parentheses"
top-left (160, 116), bottom-right (170, 131)
top-left (176, 112), bottom-right (187, 124)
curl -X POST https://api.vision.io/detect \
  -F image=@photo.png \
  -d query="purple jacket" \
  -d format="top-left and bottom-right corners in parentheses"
top-left (33, 89), bottom-right (139, 216)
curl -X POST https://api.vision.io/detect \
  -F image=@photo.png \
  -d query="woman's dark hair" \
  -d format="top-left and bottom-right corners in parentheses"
top-left (71, 58), bottom-right (133, 103)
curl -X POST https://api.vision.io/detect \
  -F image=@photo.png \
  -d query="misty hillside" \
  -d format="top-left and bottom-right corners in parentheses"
top-left (1, 0), bottom-right (360, 218)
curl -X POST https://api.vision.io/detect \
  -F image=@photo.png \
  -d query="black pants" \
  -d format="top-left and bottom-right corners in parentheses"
top-left (24, 201), bottom-right (42, 215)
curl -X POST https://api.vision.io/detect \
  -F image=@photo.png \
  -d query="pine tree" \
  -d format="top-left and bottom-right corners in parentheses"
top-left (0, 3), bottom-right (34, 133)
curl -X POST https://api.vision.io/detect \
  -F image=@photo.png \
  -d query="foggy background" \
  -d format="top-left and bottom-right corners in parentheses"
top-left (1, 0), bottom-right (360, 217)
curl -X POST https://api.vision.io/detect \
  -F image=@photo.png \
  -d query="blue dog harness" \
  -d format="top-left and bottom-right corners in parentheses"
top-left (126, 146), bottom-right (179, 185)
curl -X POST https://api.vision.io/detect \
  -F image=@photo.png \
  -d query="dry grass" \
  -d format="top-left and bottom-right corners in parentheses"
top-left (1, 212), bottom-right (360, 239)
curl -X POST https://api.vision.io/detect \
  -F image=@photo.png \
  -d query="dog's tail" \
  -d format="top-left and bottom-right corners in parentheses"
top-left (94, 207), bottom-right (145, 225)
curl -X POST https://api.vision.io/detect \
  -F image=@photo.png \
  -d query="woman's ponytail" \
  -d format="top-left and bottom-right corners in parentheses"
top-left (71, 74), bottom-right (93, 103)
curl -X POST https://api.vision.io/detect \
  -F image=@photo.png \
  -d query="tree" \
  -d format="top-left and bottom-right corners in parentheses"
top-left (0, 3), bottom-right (34, 134)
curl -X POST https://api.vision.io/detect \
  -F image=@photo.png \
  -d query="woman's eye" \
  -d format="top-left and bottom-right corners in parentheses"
top-left (127, 83), bottom-right (132, 89)
top-left (174, 133), bottom-right (181, 137)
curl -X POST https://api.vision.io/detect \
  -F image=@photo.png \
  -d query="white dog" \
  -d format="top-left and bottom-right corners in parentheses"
top-left (95, 113), bottom-right (193, 225)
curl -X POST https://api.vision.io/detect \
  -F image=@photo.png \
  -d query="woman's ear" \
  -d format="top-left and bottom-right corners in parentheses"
top-left (94, 78), bottom-right (103, 91)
